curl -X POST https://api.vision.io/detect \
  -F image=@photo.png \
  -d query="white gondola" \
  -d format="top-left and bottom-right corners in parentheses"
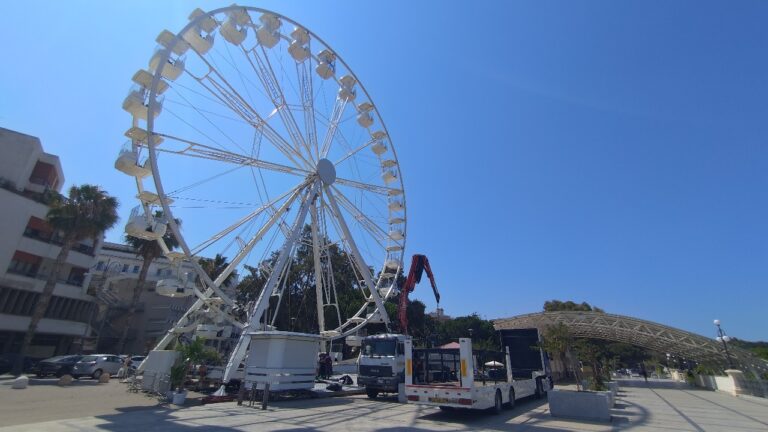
top-left (115, 145), bottom-right (151, 178)
top-left (256, 26), bottom-right (280, 48)
top-left (124, 126), bottom-right (165, 146)
top-left (388, 188), bottom-right (403, 197)
top-left (156, 29), bottom-right (190, 56)
top-left (124, 206), bottom-right (167, 241)
top-left (338, 75), bottom-right (356, 102)
top-left (195, 324), bottom-right (223, 339)
top-left (382, 160), bottom-right (397, 168)
top-left (220, 18), bottom-right (247, 45)
top-left (149, 49), bottom-right (184, 81)
top-left (389, 217), bottom-right (405, 225)
top-left (389, 230), bottom-right (404, 241)
top-left (132, 69), bottom-right (169, 95)
top-left (288, 41), bottom-right (310, 62)
top-left (388, 200), bottom-right (404, 212)
top-left (189, 8), bottom-right (218, 33)
top-left (357, 111), bottom-right (373, 128)
top-left (156, 277), bottom-right (194, 298)
top-left (371, 140), bottom-right (387, 156)
top-left (256, 13), bottom-right (281, 48)
top-left (386, 245), bottom-right (403, 252)
top-left (291, 27), bottom-right (309, 45)
top-left (259, 13), bottom-right (281, 32)
top-left (385, 258), bottom-right (401, 269)
top-left (137, 191), bottom-right (174, 206)
top-left (183, 27), bottom-right (214, 55)
top-left (228, 7), bottom-right (251, 26)
top-left (382, 170), bottom-right (397, 184)
top-left (316, 49), bottom-right (335, 79)
top-left (122, 90), bottom-right (163, 120)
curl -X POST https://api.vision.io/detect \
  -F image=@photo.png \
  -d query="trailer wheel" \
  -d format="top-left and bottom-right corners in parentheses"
top-left (493, 390), bottom-right (503, 414)
top-left (507, 388), bottom-right (516, 409)
top-left (366, 388), bottom-right (379, 399)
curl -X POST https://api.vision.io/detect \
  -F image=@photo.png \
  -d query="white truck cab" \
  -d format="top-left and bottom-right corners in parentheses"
top-left (357, 333), bottom-right (408, 398)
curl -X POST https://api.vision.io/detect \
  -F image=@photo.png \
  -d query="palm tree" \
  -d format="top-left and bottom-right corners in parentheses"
top-left (13, 185), bottom-right (119, 375)
top-left (198, 253), bottom-right (237, 287)
top-left (117, 215), bottom-right (180, 353)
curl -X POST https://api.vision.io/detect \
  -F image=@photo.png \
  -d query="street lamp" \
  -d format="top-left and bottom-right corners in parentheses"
top-left (713, 319), bottom-right (734, 369)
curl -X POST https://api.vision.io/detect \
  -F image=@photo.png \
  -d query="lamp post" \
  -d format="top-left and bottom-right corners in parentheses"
top-left (713, 319), bottom-right (734, 369)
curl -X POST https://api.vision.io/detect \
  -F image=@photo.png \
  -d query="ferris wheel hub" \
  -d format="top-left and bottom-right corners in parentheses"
top-left (316, 158), bottom-right (336, 185)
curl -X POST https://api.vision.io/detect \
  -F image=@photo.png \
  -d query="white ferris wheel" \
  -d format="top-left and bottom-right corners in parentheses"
top-left (115, 5), bottom-right (406, 362)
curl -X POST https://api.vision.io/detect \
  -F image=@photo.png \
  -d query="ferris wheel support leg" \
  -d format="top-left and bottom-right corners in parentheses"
top-left (324, 187), bottom-right (391, 330)
top-left (136, 295), bottom-right (208, 372)
top-left (223, 187), bottom-right (317, 383)
top-left (310, 200), bottom-right (326, 333)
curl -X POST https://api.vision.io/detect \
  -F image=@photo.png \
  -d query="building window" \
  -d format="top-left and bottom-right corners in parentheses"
top-left (133, 265), bottom-right (140, 274)
top-left (7, 251), bottom-right (42, 277)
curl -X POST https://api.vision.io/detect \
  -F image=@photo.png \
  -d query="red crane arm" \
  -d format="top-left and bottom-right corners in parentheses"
top-left (398, 254), bottom-right (440, 334)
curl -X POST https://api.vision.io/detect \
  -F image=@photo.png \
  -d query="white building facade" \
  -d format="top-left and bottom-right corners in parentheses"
top-left (0, 128), bottom-right (100, 358)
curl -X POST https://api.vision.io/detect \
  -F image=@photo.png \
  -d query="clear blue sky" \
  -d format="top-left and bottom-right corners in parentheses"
top-left (2, 1), bottom-right (766, 341)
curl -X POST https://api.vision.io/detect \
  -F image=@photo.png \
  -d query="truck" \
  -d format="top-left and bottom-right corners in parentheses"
top-left (404, 330), bottom-right (551, 413)
top-left (356, 333), bottom-right (408, 399)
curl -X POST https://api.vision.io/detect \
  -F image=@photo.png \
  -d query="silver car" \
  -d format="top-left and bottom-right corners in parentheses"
top-left (72, 354), bottom-right (123, 379)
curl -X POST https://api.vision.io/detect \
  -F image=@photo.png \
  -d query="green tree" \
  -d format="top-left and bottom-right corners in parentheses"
top-left (118, 215), bottom-right (180, 352)
top-left (540, 323), bottom-right (576, 382)
top-left (14, 185), bottom-right (119, 375)
top-left (198, 253), bottom-right (237, 287)
top-left (544, 300), bottom-right (604, 313)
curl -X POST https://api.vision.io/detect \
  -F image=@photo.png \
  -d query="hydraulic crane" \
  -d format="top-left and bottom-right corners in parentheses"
top-left (398, 254), bottom-right (440, 334)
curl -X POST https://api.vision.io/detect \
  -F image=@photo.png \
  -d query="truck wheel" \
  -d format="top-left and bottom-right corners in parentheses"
top-left (493, 390), bottom-right (502, 414)
top-left (366, 388), bottom-right (379, 399)
top-left (507, 388), bottom-right (516, 409)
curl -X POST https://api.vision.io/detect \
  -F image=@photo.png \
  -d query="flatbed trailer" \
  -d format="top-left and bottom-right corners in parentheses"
top-left (404, 337), bottom-right (550, 413)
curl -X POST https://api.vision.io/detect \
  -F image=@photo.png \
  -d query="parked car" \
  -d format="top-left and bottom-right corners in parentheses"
top-left (32, 355), bottom-right (83, 377)
top-left (0, 354), bottom-right (39, 375)
top-left (72, 354), bottom-right (123, 379)
top-left (128, 356), bottom-right (146, 370)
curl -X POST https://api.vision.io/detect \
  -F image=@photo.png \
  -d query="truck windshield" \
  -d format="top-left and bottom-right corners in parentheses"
top-left (362, 339), bottom-right (396, 356)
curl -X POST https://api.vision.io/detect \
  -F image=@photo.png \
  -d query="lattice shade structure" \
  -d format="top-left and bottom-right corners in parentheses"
top-left (494, 312), bottom-right (768, 376)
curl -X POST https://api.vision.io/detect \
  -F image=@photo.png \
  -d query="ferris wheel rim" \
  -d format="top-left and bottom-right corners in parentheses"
top-left (134, 4), bottom-right (406, 338)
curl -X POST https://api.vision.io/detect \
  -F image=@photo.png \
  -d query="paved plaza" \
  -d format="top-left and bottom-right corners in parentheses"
top-left (1, 378), bottom-right (767, 431)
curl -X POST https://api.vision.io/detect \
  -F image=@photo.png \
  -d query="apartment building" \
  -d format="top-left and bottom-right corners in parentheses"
top-left (0, 128), bottom-right (99, 358)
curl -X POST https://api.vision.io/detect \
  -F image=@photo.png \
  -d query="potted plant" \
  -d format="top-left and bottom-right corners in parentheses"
top-left (169, 337), bottom-right (220, 405)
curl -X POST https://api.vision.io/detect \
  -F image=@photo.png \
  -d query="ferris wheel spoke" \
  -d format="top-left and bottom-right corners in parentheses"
top-left (297, 55), bottom-right (319, 161)
top-left (189, 180), bottom-right (310, 256)
top-left (319, 96), bottom-right (349, 158)
top-left (329, 186), bottom-right (388, 248)
top-left (185, 49), bottom-right (313, 169)
top-left (309, 197), bottom-right (326, 332)
top-left (210, 180), bottom-right (309, 288)
top-left (324, 187), bottom-right (390, 328)
top-left (241, 45), bottom-right (314, 163)
top-left (246, 186), bottom-right (317, 328)
top-left (149, 132), bottom-right (311, 177)
top-left (334, 137), bottom-right (376, 166)
top-left (334, 176), bottom-right (399, 195)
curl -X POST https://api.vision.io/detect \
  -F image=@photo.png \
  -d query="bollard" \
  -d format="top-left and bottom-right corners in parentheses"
top-left (261, 383), bottom-right (270, 410)
top-left (58, 374), bottom-right (74, 386)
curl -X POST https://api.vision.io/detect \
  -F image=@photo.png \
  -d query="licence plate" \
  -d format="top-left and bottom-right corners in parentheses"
top-left (428, 397), bottom-right (455, 404)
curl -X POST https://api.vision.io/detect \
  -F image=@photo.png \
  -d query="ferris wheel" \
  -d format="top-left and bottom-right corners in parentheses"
top-left (116, 5), bottom-right (406, 358)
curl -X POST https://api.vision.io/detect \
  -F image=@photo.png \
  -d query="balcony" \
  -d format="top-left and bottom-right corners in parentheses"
top-left (6, 268), bottom-right (85, 287)
top-left (22, 227), bottom-right (95, 256)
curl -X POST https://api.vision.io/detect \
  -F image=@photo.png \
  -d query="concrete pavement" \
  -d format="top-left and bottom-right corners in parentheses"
top-left (2, 378), bottom-right (767, 431)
